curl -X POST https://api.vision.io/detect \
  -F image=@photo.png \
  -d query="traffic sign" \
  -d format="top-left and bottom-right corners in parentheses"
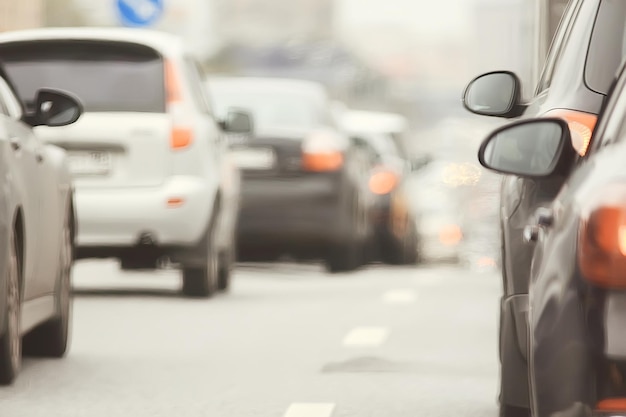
top-left (116, 0), bottom-right (164, 28)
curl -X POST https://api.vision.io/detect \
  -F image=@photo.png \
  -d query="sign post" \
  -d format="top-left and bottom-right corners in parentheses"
top-left (116, 0), bottom-right (164, 28)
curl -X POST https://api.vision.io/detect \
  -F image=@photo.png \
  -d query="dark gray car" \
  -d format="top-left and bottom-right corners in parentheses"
top-left (477, 58), bottom-right (626, 417)
top-left (462, 1), bottom-right (626, 416)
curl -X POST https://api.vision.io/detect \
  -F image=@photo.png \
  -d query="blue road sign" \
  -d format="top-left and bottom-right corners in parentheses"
top-left (116, 0), bottom-right (164, 28)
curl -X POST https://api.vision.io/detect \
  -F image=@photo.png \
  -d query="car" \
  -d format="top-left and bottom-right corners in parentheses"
top-left (461, 1), bottom-right (626, 415)
top-left (0, 28), bottom-right (251, 298)
top-left (207, 76), bottom-right (373, 273)
top-left (408, 161), bottom-right (465, 264)
top-left (0, 65), bottom-right (83, 384)
top-left (341, 116), bottom-right (420, 265)
top-left (476, 59), bottom-right (626, 417)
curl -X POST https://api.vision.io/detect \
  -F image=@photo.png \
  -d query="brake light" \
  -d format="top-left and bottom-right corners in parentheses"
top-left (544, 109), bottom-right (597, 156)
top-left (302, 130), bottom-right (344, 172)
top-left (165, 59), bottom-right (192, 150)
top-left (369, 167), bottom-right (399, 195)
top-left (578, 183), bottom-right (626, 288)
top-left (597, 398), bottom-right (626, 412)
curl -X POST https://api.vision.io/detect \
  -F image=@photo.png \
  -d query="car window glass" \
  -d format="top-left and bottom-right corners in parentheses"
top-left (588, 71), bottom-right (626, 153)
top-left (183, 57), bottom-right (212, 115)
top-left (0, 41), bottom-right (165, 113)
top-left (585, 0), bottom-right (626, 94)
top-left (536, 0), bottom-right (582, 94)
top-left (0, 77), bottom-right (22, 119)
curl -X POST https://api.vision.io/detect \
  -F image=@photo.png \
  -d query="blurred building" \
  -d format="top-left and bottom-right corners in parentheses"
top-left (0, 0), bottom-right (43, 32)
top-left (214, 0), bottom-right (334, 47)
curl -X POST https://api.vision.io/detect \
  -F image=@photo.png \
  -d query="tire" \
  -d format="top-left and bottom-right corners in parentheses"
top-left (23, 208), bottom-right (73, 358)
top-left (217, 247), bottom-right (234, 292)
top-left (325, 241), bottom-right (362, 273)
top-left (182, 215), bottom-right (219, 298)
top-left (0, 229), bottom-right (21, 385)
top-left (500, 405), bottom-right (530, 417)
top-left (380, 222), bottom-right (419, 265)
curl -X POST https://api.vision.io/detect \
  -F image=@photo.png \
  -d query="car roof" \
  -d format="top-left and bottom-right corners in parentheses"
top-left (0, 27), bottom-right (186, 58)
top-left (208, 76), bottom-right (328, 98)
top-left (341, 110), bottom-right (408, 134)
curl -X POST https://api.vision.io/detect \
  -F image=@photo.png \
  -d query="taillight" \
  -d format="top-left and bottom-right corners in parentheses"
top-left (301, 130), bottom-right (344, 172)
top-left (369, 167), bottom-right (399, 195)
top-left (544, 109), bottom-right (597, 156)
top-left (165, 59), bottom-right (192, 150)
top-left (578, 183), bottom-right (626, 288)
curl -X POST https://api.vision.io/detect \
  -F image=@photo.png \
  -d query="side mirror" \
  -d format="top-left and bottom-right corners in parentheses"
top-left (25, 88), bottom-right (83, 127)
top-left (478, 118), bottom-right (575, 178)
top-left (462, 71), bottom-right (525, 118)
top-left (410, 155), bottom-right (433, 171)
top-left (220, 108), bottom-right (253, 134)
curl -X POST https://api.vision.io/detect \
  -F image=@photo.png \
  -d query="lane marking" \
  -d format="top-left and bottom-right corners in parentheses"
top-left (342, 327), bottom-right (389, 347)
top-left (284, 403), bottom-right (335, 417)
top-left (382, 289), bottom-right (417, 304)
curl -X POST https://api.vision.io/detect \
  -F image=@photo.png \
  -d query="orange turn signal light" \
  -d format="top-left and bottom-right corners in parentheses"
top-left (167, 197), bottom-right (185, 208)
top-left (369, 170), bottom-right (399, 195)
top-left (544, 109), bottom-right (597, 156)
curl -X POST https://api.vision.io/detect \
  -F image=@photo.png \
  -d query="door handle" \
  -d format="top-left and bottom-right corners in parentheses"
top-left (9, 137), bottom-right (20, 151)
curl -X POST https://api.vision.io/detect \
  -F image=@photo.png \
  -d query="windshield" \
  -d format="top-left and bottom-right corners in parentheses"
top-left (0, 41), bottom-right (165, 113)
top-left (210, 85), bottom-right (323, 131)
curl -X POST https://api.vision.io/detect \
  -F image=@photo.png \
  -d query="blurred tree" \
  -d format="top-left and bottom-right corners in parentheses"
top-left (45, 0), bottom-right (87, 27)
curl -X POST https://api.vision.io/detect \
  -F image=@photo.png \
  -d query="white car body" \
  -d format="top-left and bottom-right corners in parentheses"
top-left (0, 28), bottom-right (237, 294)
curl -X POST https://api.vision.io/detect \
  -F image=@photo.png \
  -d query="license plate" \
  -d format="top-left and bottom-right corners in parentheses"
top-left (230, 147), bottom-right (275, 170)
top-left (68, 151), bottom-right (112, 176)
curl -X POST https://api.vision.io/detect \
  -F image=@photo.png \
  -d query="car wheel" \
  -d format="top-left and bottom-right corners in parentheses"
top-left (381, 221), bottom-right (419, 265)
top-left (217, 246), bottom-right (234, 292)
top-left (500, 404), bottom-right (530, 417)
top-left (0, 229), bottom-right (21, 385)
top-left (24, 207), bottom-right (73, 357)
top-left (325, 241), bottom-right (361, 273)
top-left (182, 219), bottom-right (219, 298)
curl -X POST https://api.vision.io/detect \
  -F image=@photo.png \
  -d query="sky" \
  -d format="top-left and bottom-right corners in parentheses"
top-left (335, 0), bottom-right (473, 41)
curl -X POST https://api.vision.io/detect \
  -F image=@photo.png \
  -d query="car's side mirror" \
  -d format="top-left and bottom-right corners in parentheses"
top-left (25, 88), bottom-right (83, 127)
top-left (478, 118), bottom-right (575, 178)
top-left (410, 155), bottom-right (432, 171)
top-left (462, 71), bottom-right (525, 118)
top-left (220, 108), bottom-right (254, 134)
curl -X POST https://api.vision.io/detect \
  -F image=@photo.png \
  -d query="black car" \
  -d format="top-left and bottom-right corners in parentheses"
top-left (207, 77), bottom-right (372, 273)
top-left (462, 1), bottom-right (626, 415)
top-left (349, 130), bottom-right (420, 265)
top-left (477, 58), bottom-right (626, 417)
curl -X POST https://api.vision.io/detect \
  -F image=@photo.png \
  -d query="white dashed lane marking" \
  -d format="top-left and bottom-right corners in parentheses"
top-left (342, 327), bottom-right (389, 347)
top-left (284, 403), bottom-right (335, 417)
top-left (382, 289), bottom-right (417, 304)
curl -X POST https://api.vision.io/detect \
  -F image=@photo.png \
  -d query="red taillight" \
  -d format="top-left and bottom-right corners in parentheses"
top-left (578, 183), bottom-right (626, 288)
top-left (165, 59), bottom-right (192, 150)
top-left (302, 130), bottom-right (344, 172)
top-left (544, 109), bottom-right (597, 156)
top-left (597, 398), bottom-right (626, 412)
top-left (369, 168), bottom-right (399, 195)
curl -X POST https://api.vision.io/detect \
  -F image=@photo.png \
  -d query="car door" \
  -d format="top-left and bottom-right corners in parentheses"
top-left (0, 76), bottom-right (43, 301)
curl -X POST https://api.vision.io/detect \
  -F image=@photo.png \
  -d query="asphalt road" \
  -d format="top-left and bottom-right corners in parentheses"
top-left (0, 260), bottom-right (501, 417)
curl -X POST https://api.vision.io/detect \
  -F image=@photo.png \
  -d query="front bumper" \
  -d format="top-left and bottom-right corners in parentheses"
top-left (75, 176), bottom-right (212, 248)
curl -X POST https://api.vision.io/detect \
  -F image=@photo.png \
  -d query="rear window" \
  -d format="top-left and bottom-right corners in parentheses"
top-left (0, 40), bottom-right (166, 113)
top-left (586, 0), bottom-right (626, 94)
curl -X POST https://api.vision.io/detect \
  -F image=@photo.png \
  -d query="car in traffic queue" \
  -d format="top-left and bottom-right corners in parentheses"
top-left (0, 64), bottom-right (83, 385)
top-left (0, 28), bottom-right (252, 298)
top-left (477, 59), bottom-right (626, 417)
top-left (461, 1), bottom-right (626, 415)
top-left (207, 77), bottom-right (373, 273)
top-left (341, 115), bottom-right (420, 265)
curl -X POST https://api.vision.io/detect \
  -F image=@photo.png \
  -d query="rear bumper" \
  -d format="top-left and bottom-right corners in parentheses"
top-left (74, 176), bottom-right (212, 249)
top-left (237, 174), bottom-right (350, 247)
